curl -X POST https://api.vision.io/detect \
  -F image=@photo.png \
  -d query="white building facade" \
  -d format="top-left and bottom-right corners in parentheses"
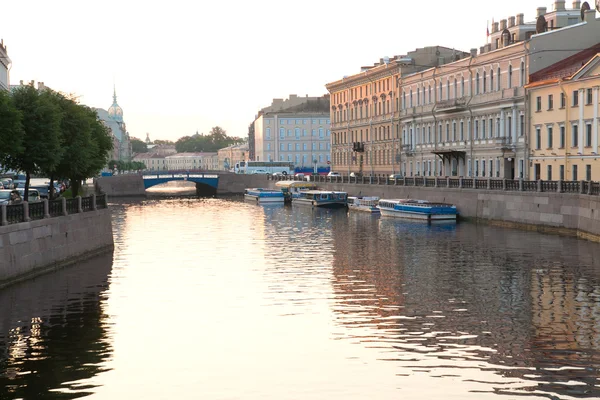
top-left (253, 95), bottom-right (331, 171)
top-left (0, 39), bottom-right (10, 91)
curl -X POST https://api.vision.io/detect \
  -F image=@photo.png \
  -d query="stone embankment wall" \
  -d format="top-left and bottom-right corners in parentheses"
top-left (0, 208), bottom-right (114, 288)
top-left (95, 174), bottom-right (146, 196)
top-left (299, 181), bottom-right (600, 241)
top-left (216, 174), bottom-right (275, 195)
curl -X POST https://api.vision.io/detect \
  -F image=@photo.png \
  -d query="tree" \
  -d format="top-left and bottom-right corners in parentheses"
top-left (0, 89), bottom-right (24, 172)
top-left (131, 137), bottom-right (147, 154)
top-left (9, 85), bottom-right (63, 201)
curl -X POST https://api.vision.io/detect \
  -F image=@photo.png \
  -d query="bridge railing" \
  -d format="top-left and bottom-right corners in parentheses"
top-left (0, 194), bottom-right (108, 226)
top-left (267, 174), bottom-right (600, 197)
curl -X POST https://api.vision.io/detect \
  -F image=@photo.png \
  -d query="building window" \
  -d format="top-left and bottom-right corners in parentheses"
top-left (573, 164), bottom-right (578, 181)
top-left (460, 121), bottom-right (464, 141)
top-left (508, 65), bottom-right (513, 89)
top-left (520, 61), bottom-right (525, 86)
top-left (481, 119), bottom-right (486, 139)
top-left (548, 94), bottom-right (553, 110)
top-left (452, 122), bottom-right (456, 141)
top-left (279, 128), bottom-right (285, 139)
top-left (490, 69), bottom-right (494, 92)
top-left (547, 165), bottom-right (552, 180)
top-left (519, 159), bottom-right (524, 178)
top-left (586, 164), bottom-right (592, 181)
top-left (475, 160), bottom-right (479, 177)
top-left (535, 127), bottom-right (541, 149)
top-left (586, 123), bottom-right (592, 147)
top-left (559, 164), bottom-right (565, 180)
top-left (461, 77), bottom-right (465, 97)
top-left (266, 127), bottom-right (271, 139)
top-left (587, 88), bottom-right (593, 105)
top-left (572, 124), bottom-right (579, 147)
top-left (483, 71), bottom-right (487, 93)
top-left (319, 128), bottom-right (324, 138)
top-left (497, 67), bottom-right (501, 91)
top-left (547, 126), bottom-right (553, 148)
top-left (475, 120), bottom-right (479, 140)
top-left (266, 143), bottom-right (271, 151)
top-left (536, 96), bottom-right (541, 112)
top-left (573, 91), bottom-right (579, 106)
top-left (496, 159), bottom-right (500, 177)
top-left (280, 143), bottom-right (284, 151)
top-left (476, 72), bottom-right (480, 95)
top-left (482, 160), bottom-right (486, 177)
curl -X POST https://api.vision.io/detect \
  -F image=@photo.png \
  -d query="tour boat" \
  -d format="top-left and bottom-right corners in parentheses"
top-left (244, 188), bottom-right (285, 203)
top-left (377, 199), bottom-right (457, 221)
top-left (347, 196), bottom-right (380, 214)
top-left (275, 180), bottom-right (318, 203)
top-left (292, 190), bottom-right (348, 208)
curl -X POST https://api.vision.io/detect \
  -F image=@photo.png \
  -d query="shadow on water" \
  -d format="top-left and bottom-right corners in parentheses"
top-left (0, 251), bottom-right (114, 399)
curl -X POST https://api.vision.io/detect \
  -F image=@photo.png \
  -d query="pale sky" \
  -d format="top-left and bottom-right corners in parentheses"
top-left (3, 1), bottom-right (573, 142)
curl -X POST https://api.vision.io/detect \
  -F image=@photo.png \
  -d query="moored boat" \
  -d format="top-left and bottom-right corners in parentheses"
top-left (275, 180), bottom-right (318, 203)
top-left (292, 190), bottom-right (348, 208)
top-left (378, 199), bottom-right (457, 221)
top-left (244, 188), bottom-right (285, 203)
top-left (348, 196), bottom-right (380, 214)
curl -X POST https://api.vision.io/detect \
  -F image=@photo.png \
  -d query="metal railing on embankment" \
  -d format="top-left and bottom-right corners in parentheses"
top-left (1, 194), bottom-right (108, 226)
top-left (268, 175), bottom-right (600, 196)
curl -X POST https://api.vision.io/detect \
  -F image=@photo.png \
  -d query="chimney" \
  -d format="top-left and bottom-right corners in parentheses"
top-left (480, 46), bottom-right (486, 55)
top-left (572, 0), bottom-right (581, 9)
top-left (537, 7), bottom-right (547, 16)
top-left (470, 48), bottom-right (478, 57)
top-left (508, 16), bottom-right (515, 27)
top-left (554, 0), bottom-right (566, 11)
top-left (492, 21), bottom-right (499, 33)
top-left (584, 8), bottom-right (595, 21)
top-left (516, 13), bottom-right (524, 25)
top-left (500, 19), bottom-right (507, 30)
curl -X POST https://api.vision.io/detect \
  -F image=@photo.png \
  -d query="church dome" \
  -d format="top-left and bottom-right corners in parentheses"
top-left (108, 87), bottom-right (123, 123)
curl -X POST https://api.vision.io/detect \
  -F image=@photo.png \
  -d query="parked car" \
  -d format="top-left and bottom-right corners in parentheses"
top-left (294, 173), bottom-right (305, 178)
top-left (0, 189), bottom-right (12, 205)
top-left (327, 172), bottom-right (341, 177)
top-left (271, 171), bottom-right (288, 177)
top-left (349, 172), bottom-right (362, 178)
top-left (30, 185), bottom-right (56, 199)
top-left (251, 169), bottom-right (270, 175)
top-left (16, 188), bottom-right (40, 202)
top-left (1, 178), bottom-right (13, 189)
top-left (389, 174), bottom-right (403, 180)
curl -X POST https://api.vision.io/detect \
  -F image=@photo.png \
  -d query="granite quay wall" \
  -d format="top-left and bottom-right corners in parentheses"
top-left (267, 176), bottom-right (600, 241)
top-left (95, 174), bottom-right (146, 196)
top-left (0, 194), bottom-right (114, 288)
top-left (216, 174), bottom-right (278, 195)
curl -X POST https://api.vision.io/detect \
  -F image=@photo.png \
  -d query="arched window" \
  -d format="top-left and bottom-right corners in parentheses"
top-left (476, 72), bottom-right (480, 95)
top-left (497, 67), bottom-right (501, 91)
top-left (461, 76), bottom-right (465, 97)
top-left (483, 71), bottom-right (487, 93)
top-left (454, 79), bottom-right (457, 98)
top-left (490, 69), bottom-right (494, 91)
top-left (508, 65), bottom-right (513, 89)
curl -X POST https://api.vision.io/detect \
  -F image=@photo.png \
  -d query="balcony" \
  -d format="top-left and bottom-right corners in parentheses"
top-left (436, 97), bottom-right (467, 113)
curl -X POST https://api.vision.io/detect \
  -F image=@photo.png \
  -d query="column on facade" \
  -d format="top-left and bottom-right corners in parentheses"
top-left (579, 89), bottom-right (585, 155)
top-left (500, 109), bottom-right (505, 139)
top-left (511, 107), bottom-right (517, 145)
top-left (594, 86), bottom-right (599, 152)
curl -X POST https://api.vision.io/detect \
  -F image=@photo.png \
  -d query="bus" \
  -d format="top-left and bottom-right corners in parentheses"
top-left (233, 161), bottom-right (295, 175)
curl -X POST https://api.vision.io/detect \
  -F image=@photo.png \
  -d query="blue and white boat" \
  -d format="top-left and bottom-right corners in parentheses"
top-left (244, 188), bottom-right (285, 203)
top-left (292, 190), bottom-right (347, 208)
top-left (378, 199), bottom-right (457, 221)
top-left (348, 196), bottom-right (380, 214)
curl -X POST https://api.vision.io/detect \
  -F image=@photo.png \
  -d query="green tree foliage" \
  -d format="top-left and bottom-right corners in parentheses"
top-left (0, 89), bottom-right (24, 170)
top-left (131, 137), bottom-right (148, 154)
top-left (175, 126), bottom-right (244, 153)
top-left (9, 86), bottom-right (63, 200)
top-left (153, 139), bottom-right (174, 145)
top-left (39, 92), bottom-right (113, 198)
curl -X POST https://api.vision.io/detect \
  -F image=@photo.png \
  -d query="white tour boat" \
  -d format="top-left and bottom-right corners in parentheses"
top-left (347, 196), bottom-right (380, 214)
top-left (378, 199), bottom-right (457, 221)
top-left (292, 190), bottom-right (348, 208)
top-left (244, 188), bottom-right (285, 203)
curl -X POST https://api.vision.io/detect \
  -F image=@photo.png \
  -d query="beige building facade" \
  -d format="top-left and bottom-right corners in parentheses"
top-left (326, 4), bottom-right (600, 178)
top-left (528, 48), bottom-right (600, 181)
top-left (166, 152), bottom-right (219, 171)
top-left (133, 153), bottom-right (167, 172)
top-left (217, 143), bottom-right (248, 171)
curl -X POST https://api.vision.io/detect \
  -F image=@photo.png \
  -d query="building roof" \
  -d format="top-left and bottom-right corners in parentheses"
top-left (133, 153), bottom-right (166, 159)
top-left (529, 42), bottom-right (600, 83)
top-left (166, 152), bottom-right (218, 158)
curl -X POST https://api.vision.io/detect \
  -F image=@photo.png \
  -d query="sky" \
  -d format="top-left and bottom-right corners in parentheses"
top-left (2, 1), bottom-right (578, 142)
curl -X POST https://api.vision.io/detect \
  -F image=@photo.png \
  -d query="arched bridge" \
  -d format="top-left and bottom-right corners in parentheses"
top-left (142, 173), bottom-right (219, 189)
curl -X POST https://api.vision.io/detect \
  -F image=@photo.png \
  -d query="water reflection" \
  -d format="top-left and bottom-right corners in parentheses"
top-left (0, 252), bottom-right (113, 399)
top-left (1, 198), bottom-right (599, 399)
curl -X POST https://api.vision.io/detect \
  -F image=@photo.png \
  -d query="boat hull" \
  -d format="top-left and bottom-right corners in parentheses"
top-left (293, 198), bottom-right (347, 208)
top-left (379, 209), bottom-right (456, 221)
top-left (244, 194), bottom-right (284, 203)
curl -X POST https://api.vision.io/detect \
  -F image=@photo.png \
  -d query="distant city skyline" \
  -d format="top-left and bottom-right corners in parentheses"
top-left (3, 1), bottom-right (593, 142)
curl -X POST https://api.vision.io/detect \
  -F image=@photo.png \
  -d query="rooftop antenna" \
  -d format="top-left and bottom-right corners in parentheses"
top-left (581, 1), bottom-right (591, 20)
top-left (535, 15), bottom-right (548, 34)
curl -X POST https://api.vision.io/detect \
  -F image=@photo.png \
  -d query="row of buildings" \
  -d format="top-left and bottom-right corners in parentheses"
top-left (132, 142), bottom-right (249, 172)
top-left (323, 1), bottom-right (600, 180)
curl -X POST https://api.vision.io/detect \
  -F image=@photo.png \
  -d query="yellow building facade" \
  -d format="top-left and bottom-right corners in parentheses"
top-left (528, 50), bottom-right (600, 181)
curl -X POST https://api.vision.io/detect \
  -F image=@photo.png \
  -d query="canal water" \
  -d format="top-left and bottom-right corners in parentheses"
top-left (1, 195), bottom-right (599, 399)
